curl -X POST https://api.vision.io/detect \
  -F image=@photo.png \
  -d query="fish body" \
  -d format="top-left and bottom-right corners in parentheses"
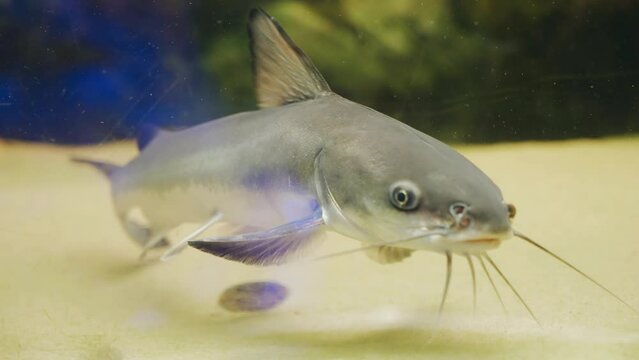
top-left (111, 100), bottom-right (327, 233)
top-left (74, 8), bottom-right (637, 319)
top-left (76, 8), bottom-right (512, 263)
top-left (108, 91), bottom-right (507, 257)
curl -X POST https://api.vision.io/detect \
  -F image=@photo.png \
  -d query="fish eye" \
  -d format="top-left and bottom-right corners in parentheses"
top-left (389, 181), bottom-right (421, 211)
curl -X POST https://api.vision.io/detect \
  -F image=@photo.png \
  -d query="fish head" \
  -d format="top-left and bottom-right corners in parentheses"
top-left (316, 109), bottom-right (515, 254)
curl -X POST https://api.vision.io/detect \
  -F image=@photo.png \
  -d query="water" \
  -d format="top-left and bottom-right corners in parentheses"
top-left (1, 2), bottom-right (638, 359)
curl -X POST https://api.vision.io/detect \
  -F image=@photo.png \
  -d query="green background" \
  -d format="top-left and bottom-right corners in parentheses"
top-left (195, 0), bottom-right (638, 142)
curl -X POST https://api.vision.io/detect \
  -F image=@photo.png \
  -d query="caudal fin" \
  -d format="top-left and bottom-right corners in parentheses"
top-left (71, 157), bottom-right (121, 177)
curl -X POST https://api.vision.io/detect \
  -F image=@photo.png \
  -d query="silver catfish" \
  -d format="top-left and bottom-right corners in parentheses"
top-left (76, 8), bottom-right (635, 318)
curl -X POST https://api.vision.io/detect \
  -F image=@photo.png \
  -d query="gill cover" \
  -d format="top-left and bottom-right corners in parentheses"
top-left (313, 149), bottom-right (371, 241)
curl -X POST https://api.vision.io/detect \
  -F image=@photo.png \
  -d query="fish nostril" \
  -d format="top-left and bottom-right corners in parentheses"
top-left (451, 204), bottom-right (466, 215)
top-left (449, 202), bottom-right (472, 228)
top-left (506, 203), bottom-right (516, 219)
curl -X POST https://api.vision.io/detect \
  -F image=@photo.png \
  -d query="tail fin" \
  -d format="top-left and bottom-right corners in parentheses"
top-left (71, 157), bottom-right (121, 177)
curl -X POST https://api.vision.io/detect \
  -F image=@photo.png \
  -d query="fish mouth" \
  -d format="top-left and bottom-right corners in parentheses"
top-left (434, 230), bottom-right (511, 253)
top-left (442, 237), bottom-right (502, 253)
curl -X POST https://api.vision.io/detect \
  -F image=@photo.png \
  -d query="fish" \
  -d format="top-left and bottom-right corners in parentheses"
top-left (74, 8), bottom-right (636, 321)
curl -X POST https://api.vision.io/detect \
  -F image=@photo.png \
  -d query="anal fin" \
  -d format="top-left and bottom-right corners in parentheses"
top-left (366, 246), bottom-right (414, 264)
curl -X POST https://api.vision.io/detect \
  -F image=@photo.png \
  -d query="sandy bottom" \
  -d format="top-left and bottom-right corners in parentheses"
top-left (1, 138), bottom-right (638, 359)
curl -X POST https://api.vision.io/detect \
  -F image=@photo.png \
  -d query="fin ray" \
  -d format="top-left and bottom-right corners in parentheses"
top-left (189, 210), bottom-right (324, 266)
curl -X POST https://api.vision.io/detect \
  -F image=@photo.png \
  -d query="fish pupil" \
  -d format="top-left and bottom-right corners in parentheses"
top-left (395, 190), bottom-right (408, 204)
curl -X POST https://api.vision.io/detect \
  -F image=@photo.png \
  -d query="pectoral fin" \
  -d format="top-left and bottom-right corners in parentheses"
top-left (189, 211), bottom-right (324, 266)
top-left (366, 246), bottom-right (414, 264)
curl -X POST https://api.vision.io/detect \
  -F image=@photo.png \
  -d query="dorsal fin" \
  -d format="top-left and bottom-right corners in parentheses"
top-left (248, 8), bottom-right (331, 108)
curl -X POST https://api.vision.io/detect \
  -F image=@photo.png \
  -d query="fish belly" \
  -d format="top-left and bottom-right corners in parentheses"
top-left (113, 182), bottom-right (318, 239)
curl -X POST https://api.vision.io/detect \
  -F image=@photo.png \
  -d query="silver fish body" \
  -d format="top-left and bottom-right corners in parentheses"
top-left (74, 8), bottom-right (638, 319)
top-left (110, 92), bottom-right (507, 254)
top-left (78, 8), bottom-right (512, 264)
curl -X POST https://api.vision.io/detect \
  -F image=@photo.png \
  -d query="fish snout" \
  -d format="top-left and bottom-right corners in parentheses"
top-left (461, 202), bottom-right (513, 238)
top-left (427, 202), bottom-right (513, 253)
top-left (488, 202), bottom-right (514, 237)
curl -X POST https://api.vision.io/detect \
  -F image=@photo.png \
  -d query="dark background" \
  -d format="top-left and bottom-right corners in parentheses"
top-left (0, 0), bottom-right (637, 144)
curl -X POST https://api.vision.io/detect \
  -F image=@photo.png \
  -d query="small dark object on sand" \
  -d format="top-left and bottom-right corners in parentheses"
top-left (219, 281), bottom-right (288, 312)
